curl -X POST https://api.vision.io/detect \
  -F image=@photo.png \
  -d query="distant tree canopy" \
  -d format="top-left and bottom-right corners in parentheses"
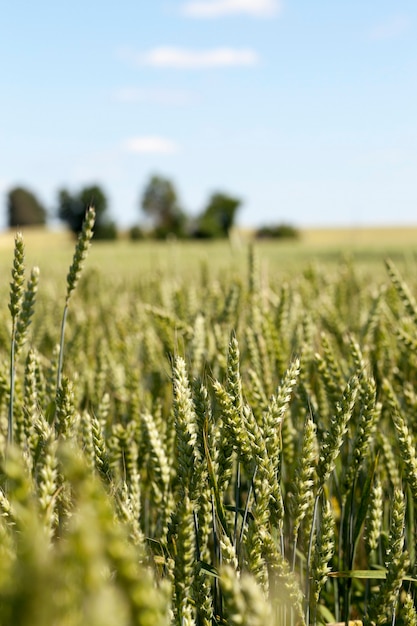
top-left (194, 192), bottom-right (241, 239)
top-left (5, 176), bottom-right (246, 240)
top-left (7, 187), bottom-right (47, 228)
top-left (57, 185), bottom-right (116, 239)
top-left (255, 223), bottom-right (300, 240)
top-left (141, 175), bottom-right (187, 238)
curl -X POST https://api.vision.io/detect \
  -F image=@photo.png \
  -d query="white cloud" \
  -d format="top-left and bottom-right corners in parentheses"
top-left (182, 0), bottom-right (281, 17)
top-left (113, 88), bottom-right (194, 106)
top-left (136, 46), bottom-right (259, 68)
top-left (123, 136), bottom-right (179, 154)
top-left (370, 15), bottom-right (409, 40)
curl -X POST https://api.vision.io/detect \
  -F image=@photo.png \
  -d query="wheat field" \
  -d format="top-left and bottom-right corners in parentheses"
top-left (1, 217), bottom-right (417, 625)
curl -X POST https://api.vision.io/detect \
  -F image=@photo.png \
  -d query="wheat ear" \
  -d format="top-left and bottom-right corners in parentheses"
top-left (7, 233), bottom-right (25, 449)
top-left (57, 207), bottom-right (95, 391)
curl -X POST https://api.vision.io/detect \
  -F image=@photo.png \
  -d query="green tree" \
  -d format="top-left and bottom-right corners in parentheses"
top-left (7, 187), bottom-right (47, 228)
top-left (58, 185), bottom-right (117, 239)
top-left (194, 192), bottom-right (241, 239)
top-left (141, 175), bottom-right (187, 238)
top-left (256, 223), bottom-right (299, 240)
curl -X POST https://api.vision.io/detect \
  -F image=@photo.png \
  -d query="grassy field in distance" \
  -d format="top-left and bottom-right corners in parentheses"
top-left (0, 225), bottom-right (416, 283)
top-left (300, 225), bottom-right (417, 247)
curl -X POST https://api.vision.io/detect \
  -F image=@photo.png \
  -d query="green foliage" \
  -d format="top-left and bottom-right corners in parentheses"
top-left (194, 192), bottom-right (241, 238)
top-left (7, 187), bottom-right (47, 228)
top-left (255, 223), bottom-right (300, 239)
top-left (141, 175), bottom-right (187, 238)
top-left (129, 225), bottom-right (146, 241)
top-left (2, 240), bottom-right (417, 624)
top-left (94, 220), bottom-right (118, 240)
top-left (57, 185), bottom-right (116, 238)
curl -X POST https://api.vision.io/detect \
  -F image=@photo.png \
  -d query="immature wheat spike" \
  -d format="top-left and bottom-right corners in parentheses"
top-left (14, 400), bottom-right (28, 453)
top-left (173, 493), bottom-right (196, 623)
top-left (2, 445), bottom-right (35, 526)
top-left (105, 419), bottom-right (127, 473)
top-left (0, 515), bottom-right (13, 566)
top-left (172, 356), bottom-right (200, 496)
top-left (348, 334), bottom-right (367, 376)
top-left (384, 379), bottom-right (417, 503)
top-left (141, 412), bottom-right (171, 502)
top-left (145, 304), bottom-right (193, 340)
top-left (226, 333), bottom-right (243, 417)
top-left (190, 313), bottom-right (206, 375)
top-left (311, 499), bottom-right (335, 610)
top-left (220, 532), bottom-right (240, 571)
top-left (262, 539), bottom-right (306, 625)
top-left (9, 232), bottom-right (25, 321)
top-left (90, 412), bottom-right (112, 481)
top-left (245, 325), bottom-right (263, 383)
top-left (55, 376), bottom-right (76, 439)
top-left (59, 444), bottom-right (169, 626)
top-left (14, 265), bottom-right (40, 357)
top-left (403, 381), bottom-right (417, 415)
top-left (192, 380), bottom-right (213, 459)
top-left (191, 381), bottom-right (214, 559)
top-left (343, 375), bottom-right (379, 499)
top-left (401, 592), bottom-right (417, 626)
top-left (285, 407), bottom-right (300, 462)
top-left (318, 376), bottom-right (358, 490)
top-left (33, 412), bottom-right (53, 449)
top-left (220, 565), bottom-right (273, 626)
top-left (0, 454), bottom-right (56, 625)
top-left (23, 349), bottom-right (39, 433)
top-left (378, 431), bottom-right (402, 490)
top-left (364, 477), bottom-right (384, 554)
top-left (395, 326), bottom-right (417, 353)
top-left (36, 436), bottom-right (58, 541)
top-left (248, 243), bottom-right (260, 299)
top-left (385, 258), bottom-right (417, 327)
top-left (0, 488), bottom-right (12, 523)
top-left (8, 232), bottom-right (26, 448)
top-left (213, 321), bottom-right (228, 373)
top-left (291, 417), bottom-right (317, 553)
top-left (193, 565), bottom-right (213, 626)
top-left (57, 208), bottom-right (96, 392)
top-left (367, 488), bottom-right (409, 626)
top-left (262, 308), bottom-right (285, 379)
top-left (214, 380), bottom-right (284, 529)
top-left (127, 471), bottom-right (143, 547)
top-left (263, 358), bottom-right (300, 466)
top-left (79, 410), bottom-right (95, 470)
top-left (116, 478), bottom-right (144, 547)
top-left (219, 281), bottom-right (241, 326)
top-left (315, 332), bottom-right (344, 407)
top-left (247, 368), bottom-right (269, 415)
top-left (212, 422), bottom-right (234, 497)
top-left (65, 207), bottom-right (95, 304)
top-left (142, 412), bottom-right (170, 484)
top-left (362, 286), bottom-right (385, 342)
top-left (245, 492), bottom-right (270, 590)
top-left (254, 325), bottom-right (274, 396)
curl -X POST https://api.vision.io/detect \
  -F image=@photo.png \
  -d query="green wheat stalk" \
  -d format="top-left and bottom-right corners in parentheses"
top-left (367, 488), bottom-right (409, 625)
top-left (291, 416), bottom-right (317, 570)
top-left (57, 206), bottom-right (95, 391)
top-left (385, 379), bottom-right (417, 503)
top-left (7, 232), bottom-right (25, 449)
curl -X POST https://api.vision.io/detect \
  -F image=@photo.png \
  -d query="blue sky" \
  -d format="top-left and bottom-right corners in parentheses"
top-left (1, 0), bottom-right (417, 229)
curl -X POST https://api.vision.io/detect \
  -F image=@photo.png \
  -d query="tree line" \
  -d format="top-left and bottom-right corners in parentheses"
top-left (5, 175), bottom-right (242, 240)
top-left (6, 176), bottom-right (299, 240)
